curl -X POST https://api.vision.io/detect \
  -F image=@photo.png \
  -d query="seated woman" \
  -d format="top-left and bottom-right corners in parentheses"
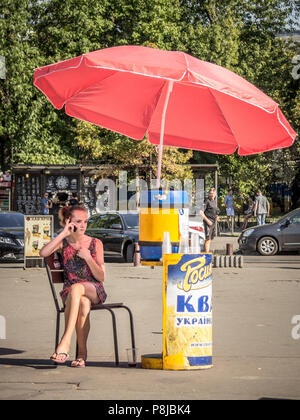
top-left (40, 205), bottom-right (106, 368)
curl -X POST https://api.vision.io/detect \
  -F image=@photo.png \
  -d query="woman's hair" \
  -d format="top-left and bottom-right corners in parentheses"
top-left (58, 205), bottom-right (87, 227)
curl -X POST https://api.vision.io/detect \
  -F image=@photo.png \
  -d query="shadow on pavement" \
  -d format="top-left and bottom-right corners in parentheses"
top-left (0, 356), bottom-right (140, 370)
top-left (0, 348), bottom-right (25, 356)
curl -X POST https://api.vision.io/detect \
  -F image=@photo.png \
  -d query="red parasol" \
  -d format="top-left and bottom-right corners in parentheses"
top-left (34, 45), bottom-right (297, 186)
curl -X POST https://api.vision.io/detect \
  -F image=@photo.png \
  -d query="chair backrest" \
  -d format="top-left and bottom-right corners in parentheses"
top-left (45, 252), bottom-right (64, 283)
top-left (45, 252), bottom-right (64, 313)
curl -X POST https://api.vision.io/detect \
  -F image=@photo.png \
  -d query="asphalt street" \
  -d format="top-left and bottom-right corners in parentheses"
top-left (0, 237), bottom-right (300, 401)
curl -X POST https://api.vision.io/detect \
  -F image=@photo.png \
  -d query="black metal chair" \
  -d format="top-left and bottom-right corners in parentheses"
top-left (44, 254), bottom-right (135, 366)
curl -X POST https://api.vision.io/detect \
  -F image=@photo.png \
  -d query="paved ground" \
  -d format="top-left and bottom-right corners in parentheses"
top-left (0, 235), bottom-right (300, 401)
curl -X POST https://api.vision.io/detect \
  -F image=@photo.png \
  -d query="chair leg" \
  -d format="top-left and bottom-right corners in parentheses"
top-left (106, 308), bottom-right (119, 366)
top-left (121, 306), bottom-right (136, 350)
top-left (53, 312), bottom-right (61, 366)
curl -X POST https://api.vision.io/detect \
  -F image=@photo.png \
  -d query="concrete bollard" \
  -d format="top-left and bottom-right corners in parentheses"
top-left (133, 242), bottom-right (141, 266)
top-left (238, 255), bottom-right (244, 268)
top-left (233, 255), bottom-right (238, 268)
top-left (213, 254), bottom-right (243, 269)
top-left (226, 243), bottom-right (233, 256)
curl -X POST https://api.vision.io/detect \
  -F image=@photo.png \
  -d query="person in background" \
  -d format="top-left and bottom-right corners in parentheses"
top-left (199, 187), bottom-right (219, 253)
top-left (41, 192), bottom-right (52, 215)
top-left (241, 197), bottom-right (254, 230)
top-left (50, 193), bottom-right (61, 233)
top-left (254, 190), bottom-right (270, 225)
top-left (224, 189), bottom-right (235, 232)
top-left (68, 192), bottom-right (79, 206)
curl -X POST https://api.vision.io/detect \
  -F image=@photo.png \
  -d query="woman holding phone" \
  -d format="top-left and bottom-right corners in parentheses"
top-left (40, 205), bottom-right (106, 368)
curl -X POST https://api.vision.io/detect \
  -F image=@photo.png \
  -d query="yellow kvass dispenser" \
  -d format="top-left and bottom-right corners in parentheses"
top-left (139, 189), bottom-right (189, 262)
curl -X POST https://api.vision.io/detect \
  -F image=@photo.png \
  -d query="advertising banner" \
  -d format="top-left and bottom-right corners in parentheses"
top-left (24, 215), bottom-right (53, 267)
top-left (163, 253), bottom-right (213, 370)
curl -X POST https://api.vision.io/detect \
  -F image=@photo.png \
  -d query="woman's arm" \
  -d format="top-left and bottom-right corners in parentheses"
top-left (77, 239), bottom-right (105, 283)
top-left (39, 218), bottom-right (74, 257)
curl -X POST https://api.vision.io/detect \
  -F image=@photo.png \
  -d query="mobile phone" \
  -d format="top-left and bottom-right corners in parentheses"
top-left (73, 226), bottom-right (77, 232)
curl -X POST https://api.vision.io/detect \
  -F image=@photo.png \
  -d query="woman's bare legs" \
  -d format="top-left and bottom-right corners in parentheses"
top-left (52, 283), bottom-right (85, 360)
top-left (72, 296), bottom-right (91, 365)
top-left (51, 283), bottom-right (99, 362)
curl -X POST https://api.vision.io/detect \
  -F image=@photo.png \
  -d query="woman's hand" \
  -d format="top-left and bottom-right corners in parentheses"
top-left (77, 247), bottom-right (92, 262)
top-left (62, 218), bottom-right (76, 237)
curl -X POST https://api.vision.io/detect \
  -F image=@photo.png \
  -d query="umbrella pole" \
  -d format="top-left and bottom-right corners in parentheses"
top-left (156, 81), bottom-right (174, 189)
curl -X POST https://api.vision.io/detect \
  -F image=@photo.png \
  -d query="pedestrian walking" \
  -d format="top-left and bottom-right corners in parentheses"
top-left (254, 190), bottom-right (270, 225)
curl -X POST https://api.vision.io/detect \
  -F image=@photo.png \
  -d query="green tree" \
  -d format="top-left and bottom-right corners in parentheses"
top-left (0, 0), bottom-right (79, 167)
top-left (1, 0), bottom-right (298, 195)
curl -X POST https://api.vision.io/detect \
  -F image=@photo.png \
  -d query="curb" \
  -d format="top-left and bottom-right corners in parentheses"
top-left (213, 255), bottom-right (244, 268)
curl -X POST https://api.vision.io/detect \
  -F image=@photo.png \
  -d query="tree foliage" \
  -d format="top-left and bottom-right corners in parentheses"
top-left (0, 0), bottom-right (299, 192)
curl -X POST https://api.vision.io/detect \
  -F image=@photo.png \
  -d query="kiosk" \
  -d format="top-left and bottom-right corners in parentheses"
top-left (140, 190), bottom-right (213, 370)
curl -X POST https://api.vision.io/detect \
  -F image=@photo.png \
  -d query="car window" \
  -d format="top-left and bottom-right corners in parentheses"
top-left (87, 215), bottom-right (110, 229)
top-left (122, 214), bottom-right (139, 229)
top-left (106, 215), bottom-right (123, 229)
top-left (87, 216), bottom-right (99, 229)
top-left (290, 212), bottom-right (300, 224)
top-left (0, 214), bottom-right (24, 228)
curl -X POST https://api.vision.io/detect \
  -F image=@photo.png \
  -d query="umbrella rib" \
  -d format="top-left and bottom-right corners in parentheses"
top-left (34, 55), bottom-right (85, 82)
top-left (276, 107), bottom-right (297, 141)
top-left (188, 69), bottom-right (278, 115)
top-left (85, 62), bottom-right (188, 83)
top-left (63, 71), bottom-right (117, 107)
top-left (207, 88), bottom-right (239, 152)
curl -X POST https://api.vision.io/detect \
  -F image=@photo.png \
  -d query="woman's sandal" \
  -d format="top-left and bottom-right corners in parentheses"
top-left (50, 352), bottom-right (70, 364)
top-left (71, 358), bottom-right (86, 368)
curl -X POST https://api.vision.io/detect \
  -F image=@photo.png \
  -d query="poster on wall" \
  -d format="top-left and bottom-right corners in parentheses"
top-left (24, 215), bottom-right (53, 268)
top-left (163, 253), bottom-right (213, 370)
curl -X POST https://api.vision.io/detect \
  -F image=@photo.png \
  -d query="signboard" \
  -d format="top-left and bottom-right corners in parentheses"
top-left (163, 253), bottom-right (213, 370)
top-left (24, 215), bottom-right (53, 268)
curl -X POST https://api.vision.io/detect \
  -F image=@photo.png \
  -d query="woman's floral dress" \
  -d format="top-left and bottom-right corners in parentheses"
top-left (60, 238), bottom-right (107, 305)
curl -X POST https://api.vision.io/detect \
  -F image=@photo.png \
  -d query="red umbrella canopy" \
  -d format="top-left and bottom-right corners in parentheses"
top-left (34, 45), bottom-right (296, 156)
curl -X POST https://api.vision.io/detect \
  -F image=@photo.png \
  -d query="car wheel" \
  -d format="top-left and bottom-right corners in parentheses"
top-left (125, 243), bottom-right (135, 263)
top-left (257, 237), bottom-right (278, 256)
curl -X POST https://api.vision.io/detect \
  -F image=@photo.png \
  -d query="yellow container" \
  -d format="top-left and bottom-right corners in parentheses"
top-left (139, 190), bottom-right (189, 261)
top-left (139, 208), bottom-right (180, 243)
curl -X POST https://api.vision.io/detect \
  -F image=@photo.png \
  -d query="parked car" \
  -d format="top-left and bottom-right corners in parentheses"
top-left (188, 217), bottom-right (206, 250)
top-left (0, 211), bottom-right (24, 261)
top-left (238, 208), bottom-right (300, 256)
top-left (86, 211), bottom-right (206, 262)
top-left (86, 212), bottom-right (139, 262)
